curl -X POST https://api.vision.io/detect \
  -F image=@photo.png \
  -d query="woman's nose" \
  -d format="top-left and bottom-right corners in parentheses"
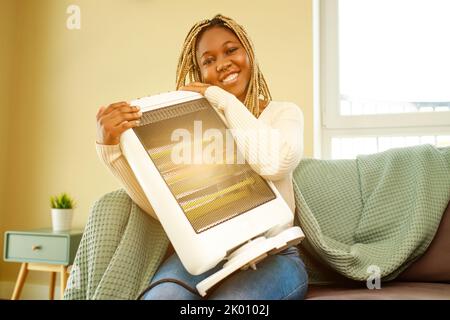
top-left (217, 60), bottom-right (232, 72)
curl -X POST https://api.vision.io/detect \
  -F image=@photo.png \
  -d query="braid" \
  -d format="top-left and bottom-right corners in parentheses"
top-left (175, 14), bottom-right (272, 117)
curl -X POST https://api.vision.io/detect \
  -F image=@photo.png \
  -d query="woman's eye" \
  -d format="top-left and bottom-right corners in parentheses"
top-left (227, 47), bottom-right (238, 54)
top-left (203, 58), bottom-right (213, 66)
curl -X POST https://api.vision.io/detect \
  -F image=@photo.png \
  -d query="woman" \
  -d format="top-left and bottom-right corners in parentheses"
top-left (96, 14), bottom-right (308, 300)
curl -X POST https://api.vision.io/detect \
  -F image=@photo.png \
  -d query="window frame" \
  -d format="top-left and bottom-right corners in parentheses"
top-left (319, 0), bottom-right (450, 158)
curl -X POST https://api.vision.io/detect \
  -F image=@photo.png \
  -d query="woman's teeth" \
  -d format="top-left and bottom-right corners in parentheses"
top-left (222, 73), bottom-right (238, 84)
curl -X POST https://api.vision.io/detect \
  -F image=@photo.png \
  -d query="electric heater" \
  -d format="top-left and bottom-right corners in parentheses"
top-left (120, 90), bottom-right (304, 296)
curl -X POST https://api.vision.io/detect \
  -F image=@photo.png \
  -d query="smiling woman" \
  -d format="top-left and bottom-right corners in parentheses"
top-left (95, 14), bottom-right (307, 300)
top-left (176, 15), bottom-right (271, 117)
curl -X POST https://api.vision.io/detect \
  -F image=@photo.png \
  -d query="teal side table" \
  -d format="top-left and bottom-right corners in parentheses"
top-left (3, 228), bottom-right (83, 300)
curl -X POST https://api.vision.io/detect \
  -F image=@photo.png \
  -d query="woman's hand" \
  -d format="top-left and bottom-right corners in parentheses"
top-left (96, 101), bottom-right (142, 145)
top-left (179, 82), bottom-right (211, 95)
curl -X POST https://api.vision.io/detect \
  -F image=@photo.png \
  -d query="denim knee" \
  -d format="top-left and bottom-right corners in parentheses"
top-left (142, 282), bottom-right (202, 300)
top-left (208, 246), bottom-right (309, 300)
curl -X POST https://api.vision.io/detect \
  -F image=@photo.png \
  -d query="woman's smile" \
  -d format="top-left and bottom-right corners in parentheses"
top-left (221, 72), bottom-right (239, 85)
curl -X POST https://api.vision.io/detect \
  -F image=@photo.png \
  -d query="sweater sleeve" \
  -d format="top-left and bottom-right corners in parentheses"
top-left (96, 143), bottom-right (158, 220)
top-left (204, 86), bottom-right (304, 181)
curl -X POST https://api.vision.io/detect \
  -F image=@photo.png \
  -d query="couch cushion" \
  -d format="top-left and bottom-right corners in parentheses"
top-left (397, 200), bottom-right (450, 282)
top-left (306, 282), bottom-right (450, 300)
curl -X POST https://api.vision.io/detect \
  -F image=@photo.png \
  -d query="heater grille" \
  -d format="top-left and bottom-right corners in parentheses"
top-left (133, 98), bottom-right (276, 233)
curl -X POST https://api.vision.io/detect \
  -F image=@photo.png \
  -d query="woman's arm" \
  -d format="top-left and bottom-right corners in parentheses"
top-left (204, 86), bottom-right (304, 181)
top-left (96, 143), bottom-right (158, 220)
top-left (95, 101), bottom-right (158, 219)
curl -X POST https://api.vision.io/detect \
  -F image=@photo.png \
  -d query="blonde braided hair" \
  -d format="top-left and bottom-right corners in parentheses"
top-left (175, 14), bottom-right (272, 117)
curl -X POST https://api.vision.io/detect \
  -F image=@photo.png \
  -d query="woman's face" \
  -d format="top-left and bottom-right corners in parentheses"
top-left (196, 26), bottom-right (251, 103)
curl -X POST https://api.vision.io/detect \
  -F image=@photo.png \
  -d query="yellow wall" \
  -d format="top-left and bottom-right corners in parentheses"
top-left (0, 0), bottom-right (313, 293)
top-left (0, 0), bottom-right (18, 286)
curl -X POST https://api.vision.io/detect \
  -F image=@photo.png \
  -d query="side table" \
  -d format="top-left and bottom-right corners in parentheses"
top-left (3, 228), bottom-right (83, 300)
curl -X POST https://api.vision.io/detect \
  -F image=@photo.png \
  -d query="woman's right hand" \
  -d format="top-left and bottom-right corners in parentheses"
top-left (96, 101), bottom-right (142, 145)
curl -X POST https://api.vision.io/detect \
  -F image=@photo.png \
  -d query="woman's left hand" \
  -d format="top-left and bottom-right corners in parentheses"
top-left (179, 82), bottom-right (211, 95)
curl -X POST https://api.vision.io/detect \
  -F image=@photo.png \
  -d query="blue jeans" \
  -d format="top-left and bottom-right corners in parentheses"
top-left (143, 246), bottom-right (308, 300)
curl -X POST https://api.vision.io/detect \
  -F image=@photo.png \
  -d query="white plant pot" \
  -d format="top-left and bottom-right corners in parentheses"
top-left (51, 208), bottom-right (74, 231)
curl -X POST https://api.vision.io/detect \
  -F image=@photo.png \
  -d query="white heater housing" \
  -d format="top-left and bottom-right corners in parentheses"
top-left (120, 91), bottom-right (304, 296)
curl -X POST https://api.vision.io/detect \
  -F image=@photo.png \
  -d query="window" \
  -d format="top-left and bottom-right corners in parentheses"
top-left (319, 0), bottom-right (450, 159)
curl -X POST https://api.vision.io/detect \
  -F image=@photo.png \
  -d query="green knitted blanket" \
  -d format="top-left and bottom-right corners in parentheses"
top-left (63, 191), bottom-right (169, 299)
top-left (293, 144), bottom-right (450, 284)
top-left (64, 144), bottom-right (450, 299)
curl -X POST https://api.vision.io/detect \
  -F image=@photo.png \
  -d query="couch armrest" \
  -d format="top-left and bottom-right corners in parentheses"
top-left (397, 200), bottom-right (450, 282)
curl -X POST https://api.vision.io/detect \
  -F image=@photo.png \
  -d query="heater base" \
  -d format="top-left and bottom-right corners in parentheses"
top-left (196, 226), bottom-right (304, 297)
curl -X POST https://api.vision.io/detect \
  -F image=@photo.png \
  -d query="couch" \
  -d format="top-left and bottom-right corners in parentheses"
top-left (66, 194), bottom-right (450, 300)
top-left (304, 200), bottom-right (450, 299)
top-left (159, 199), bottom-right (450, 300)
top-left (65, 146), bottom-right (450, 300)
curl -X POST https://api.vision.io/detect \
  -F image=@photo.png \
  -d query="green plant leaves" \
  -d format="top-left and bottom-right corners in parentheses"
top-left (50, 192), bottom-right (76, 209)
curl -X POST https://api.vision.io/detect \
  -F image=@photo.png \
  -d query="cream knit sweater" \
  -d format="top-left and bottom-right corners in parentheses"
top-left (96, 86), bottom-right (304, 220)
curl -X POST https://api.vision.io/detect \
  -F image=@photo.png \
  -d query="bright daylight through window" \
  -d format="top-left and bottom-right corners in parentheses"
top-left (321, 0), bottom-right (450, 159)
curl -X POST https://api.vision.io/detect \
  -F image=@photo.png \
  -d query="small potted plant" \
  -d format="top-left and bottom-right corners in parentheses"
top-left (50, 193), bottom-right (76, 231)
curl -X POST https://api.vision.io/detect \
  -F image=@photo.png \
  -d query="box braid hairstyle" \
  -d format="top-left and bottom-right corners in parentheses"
top-left (176, 14), bottom-right (272, 117)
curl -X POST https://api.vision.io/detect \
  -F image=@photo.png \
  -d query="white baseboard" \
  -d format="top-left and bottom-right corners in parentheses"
top-left (0, 281), bottom-right (64, 300)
